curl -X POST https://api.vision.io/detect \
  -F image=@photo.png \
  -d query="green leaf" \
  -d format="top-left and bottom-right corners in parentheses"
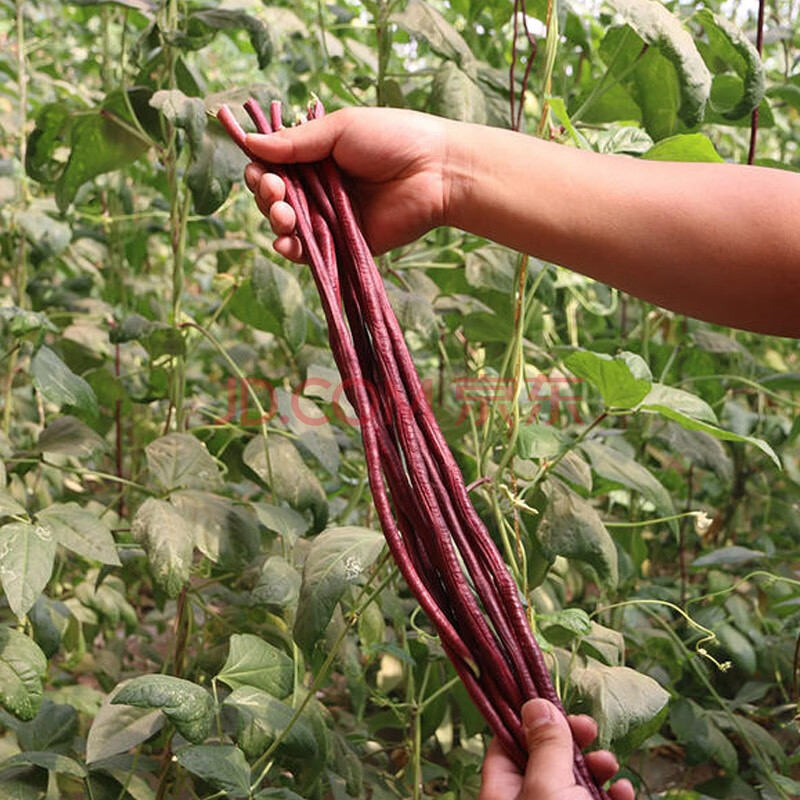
top-left (16, 700), bottom-right (78, 751)
top-left (243, 436), bottom-right (328, 532)
top-left (150, 89), bottom-right (206, 149)
top-left (641, 384), bottom-right (717, 423)
top-left (16, 209), bottom-right (71, 257)
top-left (0, 489), bottom-right (26, 518)
top-left (252, 503), bottom-right (309, 545)
top-left (516, 423), bottom-right (564, 459)
top-left (464, 246), bottom-right (517, 293)
top-left (175, 744), bottom-right (251, 798)
top-left (609, 0), bottom-right (711, 127)
top-left (113, 675), bottom-right (213, 744)
top-left (0, 522), bottom-right (57, 619)
top-left (170, 491), bottom-right (259, 569)
top-left (74, 574), bottom-right (137, 630)
top-left (31, 347), bottom-right (98, 420)
top-left (230, 260), bottom-right (307, 351)
top-left (392, 0), bottom-right (476, 75)
top-left (642, 133), bottom-right (723, 162)
top-left (224, 686), bottom-right (318, 760)
top-left (691, 546), bottom-right (765, 568)
top-left (0, 627), bottom-right (47, 721)
top-left (274, 389), bottom-right (340, 475)
top-left (538, 482), bottom-right (618, 588)
top-left (34, 415), bottom-right (107, 457)
top-left (696, 10), bottom-right (765, 120)
top-left (86, 685), bottom-right (164, 764)
top-left (55, 90), bottom-right (151, 210)
top-left (26, 103), bottom-right (72, 184)
top-left (429, 62), bottom-right (487, 124)
top-left (567, 653), bottom-right (670, 750)
top-left (293, 527), bottom-right (385, 655)
top-left (37, 503), bottom-right (120, 566)
top-left (186, 9), bottom-right (272, 69)
top-left (252, 556), bottom-right (301, 609)
top-left (581, 440), bottom-right (675, 521)
top-left (131, 498), bottom-right (194, 598)
top-left (217, 633), bottom-right (294, 698)
top-left (145, 433), bottom-right (223, 493)
top-left (0, 752), bottom-right (86, 778)
top-left (186, 119), bottom-right (247, 215)
top-left (640, 404), bottom-right (780, 467)
top-left (565, 349), bottom-right (652, 408)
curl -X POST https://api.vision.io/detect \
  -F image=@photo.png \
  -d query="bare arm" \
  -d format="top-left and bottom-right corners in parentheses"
top-left (445, 123), bottom-right (800, 337)
top-left (245, 108), bottom-right (800, 337)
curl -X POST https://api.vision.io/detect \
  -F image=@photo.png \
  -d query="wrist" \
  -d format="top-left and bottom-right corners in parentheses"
top-left (441, 120), bottom-right (480, 232)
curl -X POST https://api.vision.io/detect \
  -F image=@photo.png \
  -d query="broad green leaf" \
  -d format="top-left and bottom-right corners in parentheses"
top-left (16, 209), bottom-right (71, 257)
top-left (0, 522), bottom-right (57, 619)
top-left (145, 433), bottom-right (223, 493)
top-left (609, 0), bottom-right (711, 127)
top-left (186, 9), bottom-right (272, 69)
top-left (640, 404), bottom-right (780, 467)
top-left (243, 436), bottom-right (328, 532)
top-left (16, 701), bottom-right (78, 751)
top-left (293, 527), bottom-right (385, 655)
top-left (567, 653), bottom-right (669, 750)
top-left (28, 596), bottom-right (71, 658)
top-left (255, 260), bottom-right (307, 352)
top-left (565, 349), bottom-right (652, 409)
top-left (34, 415), bottom-right (107, 457)
top-left (0, 489), bottom-right (26, 518)
top-left (641, 384), bottom-right (717, 423)
top-left (539, 608), bottom-right (593, 646)
top-left (0, 627), bottom-right (47, 721)
top-left (252, 503), bottom-right (309, 544)
top-left (55, 89), bottom-right (151, 210)
top-left (230, 260), bottom-right (306, 351)
top-left (31, 346), bottom-right (98, 420)
top-left (429, 62), bottom-right (487, 124)
top-left (186, 120), bottom-right (248, 215)
top-left (86, 685), bottom-right (164, 763)
top-left (697, 10), bottom-right (764, 120)
top-left (224, 686), bottom-right (317, 760)
top-left (642, 133), bottom-right (723, 162)
top-left (709, 711), bottom-right (787, 770)
top-left (581, 440), bottom-right (675, 521)
top-left (0, 752), bottom-right (86, 778)
top-left (657, 422), bottom-right (732, 481)
top-left (716, 623), bottom-right (756, 674)
top-left (26, 103), bottom-right (72, 183)
top-left (170, 490), bottom-right (259, 568)
top-left (593, 125), bottom-right (653, 155)
top-left (150, 89), bottom-right (206, 149)
top-left (274, 389), bottom-right (340, 475)
top-left (385, 285), bottom-right (438, 342)
top-left (392, 0), bottom-right (476, 75)
top-left (0, 307), bottom-right (58, 338)
top-left (0, 765), bottom-right (47, 798)
top-left (252, 556), bottom-right (302, 608)
top-left (579, 622), bottom-right (626, 666)
top-left (670, 698), bottom-right (737, 771)
top-left (113, 675), bottom-right (213, 744)
top-left (175, 745), bottom-right (251, 798)
top-left (538, 482), bottom-right (618, 588)
top-left (131, 498), bottom-right (194, 598)
top-left (217, 633), bottom-right (294, 698)
top-left (465, 246), bottom-right (517, 294)
top-left (691, 546), bottom-right (765, 568)
top-left (74, 574), bottom-right (137, 629)
top-left (37, 503), bottom-right (120, 566)
top-left (516, 423), bottom-right (564, 459)
top-left (548, 97), bottom-right (592, 150)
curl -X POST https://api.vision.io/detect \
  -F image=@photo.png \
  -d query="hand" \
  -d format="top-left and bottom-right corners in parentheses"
top-left (243, 107), bottom-right (454, 262)
top-left (480, 698), bottom-right (635, 800)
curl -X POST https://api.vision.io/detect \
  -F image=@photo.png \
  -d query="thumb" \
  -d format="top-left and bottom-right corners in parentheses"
top-left (245, 113), bottom-right (342, 165)
top-left (521, 699), bottom-right (578, 796)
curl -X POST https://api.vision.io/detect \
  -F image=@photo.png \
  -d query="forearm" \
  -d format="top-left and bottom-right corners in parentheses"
top-left (445, 123), bottom-right (800, 337)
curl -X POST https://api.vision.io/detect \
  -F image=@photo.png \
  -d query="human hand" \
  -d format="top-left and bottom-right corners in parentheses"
top-left (243, 107), bottom-right (456, 261)
top-left (480, 698), bottom-right (635, 800)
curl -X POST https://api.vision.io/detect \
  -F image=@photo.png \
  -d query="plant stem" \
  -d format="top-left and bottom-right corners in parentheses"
top-left (747, 0), bottom-right (766, 165)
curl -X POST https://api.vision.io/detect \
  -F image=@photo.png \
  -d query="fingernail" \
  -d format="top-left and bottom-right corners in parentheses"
top-left (522, 698), bottom-right (557, 730)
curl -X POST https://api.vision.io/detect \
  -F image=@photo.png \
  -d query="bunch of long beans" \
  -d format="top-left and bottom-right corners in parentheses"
top-left (218, 99), bottom-right (609, 798)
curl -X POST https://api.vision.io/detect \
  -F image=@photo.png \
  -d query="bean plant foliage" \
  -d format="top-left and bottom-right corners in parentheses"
top-left (0, 0), bottom-right (798, 798)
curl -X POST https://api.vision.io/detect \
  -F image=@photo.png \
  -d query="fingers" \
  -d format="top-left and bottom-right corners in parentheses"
top-left (520, 699), bottom-right (577, 796)
top-left (568, 714), bottom-right (598, 750)
top-left (609, 777), bottom-right (636, 800)
top-left (584, 750), bottom-right (619, 785)
top-left (245, 112), bottom-right (342, 164)
top-left (478, 738), bottom-right (523, 800)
